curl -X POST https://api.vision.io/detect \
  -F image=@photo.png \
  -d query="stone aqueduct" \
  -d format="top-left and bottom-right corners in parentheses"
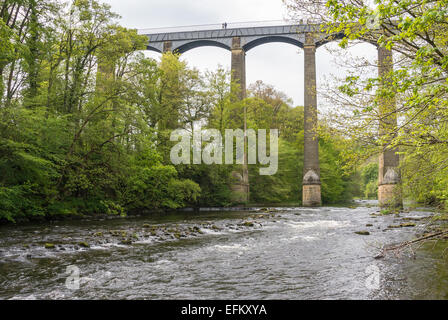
top-left (138, 22), bottom-right (401, 207)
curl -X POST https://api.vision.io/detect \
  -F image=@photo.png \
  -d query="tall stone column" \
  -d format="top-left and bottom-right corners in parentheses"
top-left (230, 37), bottom-right (249, 203)
top-left (231, 37), bottom-right (246, 100)
top-left (96, 60), bottom-right (114, 92)
top-left (377, 47), bottom-right (402, 208)
top-left (163, 41), bottom-right (173, 53)
top-left (302, 33), bottom-right (321, 207)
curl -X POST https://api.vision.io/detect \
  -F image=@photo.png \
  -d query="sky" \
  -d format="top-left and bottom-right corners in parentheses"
top-left (101, 0), bottom-right (377, 107)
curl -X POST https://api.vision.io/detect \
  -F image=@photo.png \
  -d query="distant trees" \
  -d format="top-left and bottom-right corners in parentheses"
top-left (244, 81), bottom-right (359, 204)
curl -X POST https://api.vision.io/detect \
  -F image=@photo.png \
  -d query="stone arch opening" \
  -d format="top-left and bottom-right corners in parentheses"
top-left (243, 36), bottom-right (303, 52)
top-left (146, 45), bottom-right (162, 53)
top-left (175, 40), bottom-right (231, 54)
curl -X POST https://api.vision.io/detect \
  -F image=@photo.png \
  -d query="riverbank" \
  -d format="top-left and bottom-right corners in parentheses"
top-left (2, 200), bottom-right (447, 238)
top-left (0, 196), bottom-right (380, 226)
top-left (0, 201), bottom-right (332, 226)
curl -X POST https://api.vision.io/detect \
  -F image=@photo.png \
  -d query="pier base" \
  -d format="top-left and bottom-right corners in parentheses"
top-left (303, 184), bottom-right (321, 207)
top-left (378, 183), bottom-right (402, 208)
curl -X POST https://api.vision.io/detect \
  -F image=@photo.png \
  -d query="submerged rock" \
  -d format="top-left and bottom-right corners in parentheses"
top-left (355, 231), bottom-right (370, 235)
top-left (400, 222), bottom-right (416, 227)
top-left (193, 226), bottom-right (203, 234)
top-left (401, 217), bottom-right (423, 221)
top-left (388, 222), bottom-right (416, 229)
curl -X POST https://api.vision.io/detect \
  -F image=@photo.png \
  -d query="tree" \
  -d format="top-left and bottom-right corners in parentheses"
top-left (0, 0), bottom-right (202, 222)
top-left (284, 0), bottom-right (448, 206)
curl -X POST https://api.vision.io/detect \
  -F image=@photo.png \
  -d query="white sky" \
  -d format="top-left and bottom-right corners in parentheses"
top-left (101, 0), bottom-right (377, 108)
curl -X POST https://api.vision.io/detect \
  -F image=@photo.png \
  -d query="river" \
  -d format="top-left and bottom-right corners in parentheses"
top-left (0, 202), bottom-right (447, 299)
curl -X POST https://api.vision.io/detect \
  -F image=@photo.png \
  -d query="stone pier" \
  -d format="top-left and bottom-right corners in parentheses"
top-left (163, 41), bottom-right (173, 53)
top-left (302, 33), bottom-right (321, 207)
top-left (230, 37), bottom-right (249, 202)
top-left (377, 47), bottom-right (402, 208)
top-left (231, 37), bottom-right (247, 100)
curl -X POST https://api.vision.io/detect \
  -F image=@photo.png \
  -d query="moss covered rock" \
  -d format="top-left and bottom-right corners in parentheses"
top-left (78, 241), bottom-right (90, 248)
top-left (44, 243), bottom-right (55, 249)
top-left (400, 222), bottom-right (416, 227)
top-left (242, 221), bottom-right (255, 227)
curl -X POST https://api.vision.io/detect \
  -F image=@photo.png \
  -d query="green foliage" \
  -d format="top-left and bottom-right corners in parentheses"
top-left (364, 181), bottom-right (378, 200)
top-left (0, 184), bottom-right (45, 222)
top-left (360, 162), bottom-right (378, 199)
top-left (124, 164), bottom-right (200, 210)
top-left (0, 0), bottom-right (371, 223)
top-left (177, 164), bottom-right (234, 207)
top-left (242, 85), bottom-right (357, 205)
top-left (249, 138), bottom-right (302, 204)
top-left (318, 130), bottom-right (361, 204)
top-left (0, 0), bottom-right (202, 222)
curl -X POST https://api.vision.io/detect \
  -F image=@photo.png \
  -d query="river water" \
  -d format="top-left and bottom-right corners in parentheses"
top-left (0, 203), bottom-right (447, 300)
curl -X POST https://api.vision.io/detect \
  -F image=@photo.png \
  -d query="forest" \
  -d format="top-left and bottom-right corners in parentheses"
top-left (1, 0), bottom-right (447, 223)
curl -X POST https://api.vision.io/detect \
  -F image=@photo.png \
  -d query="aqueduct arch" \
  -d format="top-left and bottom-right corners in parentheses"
top-left (139, 22), bottom-right (401, 207)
